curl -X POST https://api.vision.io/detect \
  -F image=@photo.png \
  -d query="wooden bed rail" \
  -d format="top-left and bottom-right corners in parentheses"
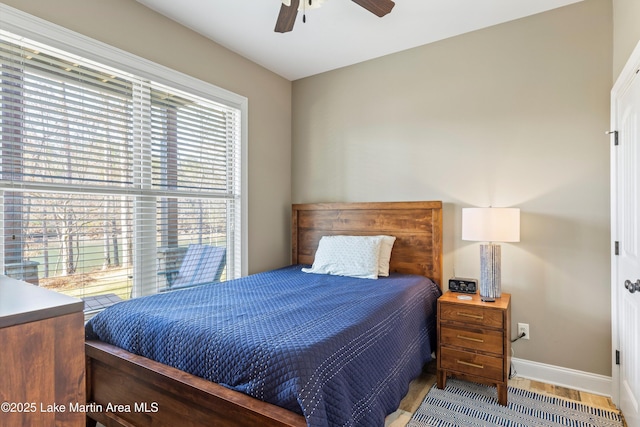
top-left (85, 341), bottom-right (306, 427)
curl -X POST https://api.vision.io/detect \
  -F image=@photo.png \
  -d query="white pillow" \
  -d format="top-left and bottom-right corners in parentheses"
top-left (376, 235), bottom-right (396, 277)
top-left (302, 235), bottom-right (383, 279)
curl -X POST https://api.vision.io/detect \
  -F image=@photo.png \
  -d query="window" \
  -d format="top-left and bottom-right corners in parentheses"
top-left (0, 8), bottom-right (247, 304)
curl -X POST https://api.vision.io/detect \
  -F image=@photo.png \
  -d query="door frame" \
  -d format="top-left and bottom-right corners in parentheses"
top-left (611, 39), bottom-right (640, 407)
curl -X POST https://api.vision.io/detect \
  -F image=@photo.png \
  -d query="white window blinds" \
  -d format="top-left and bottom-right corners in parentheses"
top-left (0, 28), bottom-right (243, 304)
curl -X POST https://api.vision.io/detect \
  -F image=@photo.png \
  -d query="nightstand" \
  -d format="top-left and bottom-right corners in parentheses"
top-left (436, 291), bottom-right (511, 405)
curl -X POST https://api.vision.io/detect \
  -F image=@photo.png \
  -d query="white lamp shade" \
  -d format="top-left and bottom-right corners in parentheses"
top-left (462, 207), bottom-right (520, 243)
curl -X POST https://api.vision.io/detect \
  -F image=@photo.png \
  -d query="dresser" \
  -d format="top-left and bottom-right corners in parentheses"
top-left (436, 291), bottom-right (511, 405)
top-left (0, 275), bottom-right (85, 426)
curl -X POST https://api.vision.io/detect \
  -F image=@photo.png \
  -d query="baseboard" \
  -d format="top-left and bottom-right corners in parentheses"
top-left (511, 357), bottom-right (612, 397)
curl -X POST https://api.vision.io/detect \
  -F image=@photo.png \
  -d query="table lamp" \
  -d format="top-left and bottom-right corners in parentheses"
top-left (462, 207), bottom-right (520, 301)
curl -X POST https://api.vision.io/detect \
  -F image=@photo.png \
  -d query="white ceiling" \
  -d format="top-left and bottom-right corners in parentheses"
top-left (136, 0), bottom-right (583, 81)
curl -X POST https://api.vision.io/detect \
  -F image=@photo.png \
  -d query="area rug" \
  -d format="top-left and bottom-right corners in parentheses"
top-left (408, 379), bottom-right (624, 427)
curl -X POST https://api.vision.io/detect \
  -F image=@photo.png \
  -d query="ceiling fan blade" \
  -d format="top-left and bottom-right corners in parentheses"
top-left (275, 0), bottom-right (300, 33)
top-left (351, 0), bottom-right (395, 17)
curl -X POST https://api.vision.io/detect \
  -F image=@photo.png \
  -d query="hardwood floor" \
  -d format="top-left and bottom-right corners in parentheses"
top-left (508, 376), bottom-right (619, 412)
top-left (385, 361), bottom-right (626, 427)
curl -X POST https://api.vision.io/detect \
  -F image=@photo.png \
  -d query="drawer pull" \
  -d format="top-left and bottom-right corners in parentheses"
top-left (457, 360), bottom-right (484, 369)
top-left (457, 334), bottom-right (484, 343)
top-left (457, 311), bottom-right (484, 320)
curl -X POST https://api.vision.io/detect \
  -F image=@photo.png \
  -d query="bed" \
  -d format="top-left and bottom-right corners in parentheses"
top-left (85, 201), bottom-right (443, 427)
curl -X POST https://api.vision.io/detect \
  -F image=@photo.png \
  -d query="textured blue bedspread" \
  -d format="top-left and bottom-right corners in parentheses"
top-left (85, 265), bottom-right (441, 427)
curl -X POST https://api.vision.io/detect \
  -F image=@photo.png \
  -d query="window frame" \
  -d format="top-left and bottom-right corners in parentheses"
top-left (0, 4), bottom-right (249, 284)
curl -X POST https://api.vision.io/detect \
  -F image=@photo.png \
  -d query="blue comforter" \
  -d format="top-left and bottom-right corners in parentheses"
top-left (85, 265), bottom-right (441, 427)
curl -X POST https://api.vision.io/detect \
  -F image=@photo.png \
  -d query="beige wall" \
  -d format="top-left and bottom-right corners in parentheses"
top-left (2, 0), bottom-right (293, 274)
top-left (292, 0), bottom-right (613, 375)
top-left (613, 0), bottom-right (640, 80)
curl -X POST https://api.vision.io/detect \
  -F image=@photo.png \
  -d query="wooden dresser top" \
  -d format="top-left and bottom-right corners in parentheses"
top-left (0, 276), bottom-right (83, 328)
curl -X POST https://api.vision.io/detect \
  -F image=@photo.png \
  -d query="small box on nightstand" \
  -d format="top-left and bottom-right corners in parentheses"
top-left (447, 277), bottom-right (478, 294)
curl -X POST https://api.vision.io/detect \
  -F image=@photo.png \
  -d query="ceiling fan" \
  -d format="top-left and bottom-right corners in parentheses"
top-left (275, 0), bottom-right (395, 33)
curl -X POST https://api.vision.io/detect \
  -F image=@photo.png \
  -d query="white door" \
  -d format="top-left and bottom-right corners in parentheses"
top-left (612, 42), bottom-right (640, 427)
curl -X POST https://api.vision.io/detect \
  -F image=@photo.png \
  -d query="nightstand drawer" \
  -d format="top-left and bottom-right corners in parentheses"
top-left (440, 347), bottom-right (504, 382)
top-left (440, 326), bottom-right (503, 355)
top-left (439, 303), bottom-right (503, 328)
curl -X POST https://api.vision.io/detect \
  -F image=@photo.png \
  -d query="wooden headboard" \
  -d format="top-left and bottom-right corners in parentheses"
top-left (291, 201), bottom-right (443, 288)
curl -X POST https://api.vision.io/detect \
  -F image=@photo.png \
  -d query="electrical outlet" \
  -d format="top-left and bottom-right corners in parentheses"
top-left (518, 323), bottom-right (530, 340)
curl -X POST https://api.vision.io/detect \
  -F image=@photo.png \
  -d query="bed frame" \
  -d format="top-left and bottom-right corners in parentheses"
top-left (85, 201), bottom-right (443, 427)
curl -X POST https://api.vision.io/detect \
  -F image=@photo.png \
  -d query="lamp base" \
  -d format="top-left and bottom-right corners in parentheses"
top-left (480, 243), bottom-right (501, 298)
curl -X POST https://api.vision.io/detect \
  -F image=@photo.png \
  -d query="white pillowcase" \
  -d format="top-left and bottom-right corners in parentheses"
top-left (376, 235), bottom-right (397, 277)
top-left (302, 235), bottom-right (384, 279)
